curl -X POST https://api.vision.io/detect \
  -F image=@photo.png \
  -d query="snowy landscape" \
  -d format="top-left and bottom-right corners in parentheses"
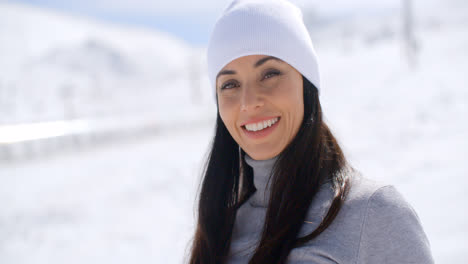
top-left (0, 0), bottom-right (467, 263)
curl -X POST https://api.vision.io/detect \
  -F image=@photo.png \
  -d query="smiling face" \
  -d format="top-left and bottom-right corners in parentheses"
top-left (216, 55), bottom-right (304, 160)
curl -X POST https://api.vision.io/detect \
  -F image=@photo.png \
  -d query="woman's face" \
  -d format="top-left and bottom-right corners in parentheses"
top-left (216, 55), bottom-right (304, 160)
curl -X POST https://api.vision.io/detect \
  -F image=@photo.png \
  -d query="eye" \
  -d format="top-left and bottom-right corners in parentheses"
top-left (220, 80), bottom-right (239, 90)
top-left (263, 69), bottom-right (281, 80)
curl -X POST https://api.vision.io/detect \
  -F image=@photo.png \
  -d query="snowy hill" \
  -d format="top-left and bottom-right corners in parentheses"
top-left (0, 2), bottom-right (212, 125)
top-left (303, 0), bottom-right (468, 50)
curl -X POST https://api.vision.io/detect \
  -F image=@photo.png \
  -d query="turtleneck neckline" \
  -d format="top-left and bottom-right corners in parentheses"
top-left (243, 153), bottom-right (335, 210)
top-left (244, 154), bottom-right (279, 207)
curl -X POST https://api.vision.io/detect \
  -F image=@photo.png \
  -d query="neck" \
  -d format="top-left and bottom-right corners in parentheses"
top-left (244, 154), bottom-right (279, 207)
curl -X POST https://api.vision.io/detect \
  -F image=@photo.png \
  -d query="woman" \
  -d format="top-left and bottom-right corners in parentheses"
top-left (189, 0), bottom-right (434, 263)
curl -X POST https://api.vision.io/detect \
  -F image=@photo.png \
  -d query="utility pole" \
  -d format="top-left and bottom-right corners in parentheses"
top-left (403, 0), bottom-right (419, 69)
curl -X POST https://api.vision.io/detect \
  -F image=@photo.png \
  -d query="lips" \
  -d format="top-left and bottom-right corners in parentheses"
top-left (241, 117), bottom-right (281, 139)
top-left (243, 117), bottom-right (279, 132)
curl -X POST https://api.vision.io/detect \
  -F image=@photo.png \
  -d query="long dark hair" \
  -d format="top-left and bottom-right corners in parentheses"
top-left (188, 76), bottom-right (351, 263)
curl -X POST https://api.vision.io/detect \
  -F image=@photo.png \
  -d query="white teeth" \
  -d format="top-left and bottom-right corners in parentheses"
top-left (244, 117), bottom-right (279, 132)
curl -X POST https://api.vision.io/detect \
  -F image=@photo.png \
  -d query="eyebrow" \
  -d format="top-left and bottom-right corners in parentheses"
top-left (216, 56), bottom-right (283, 80)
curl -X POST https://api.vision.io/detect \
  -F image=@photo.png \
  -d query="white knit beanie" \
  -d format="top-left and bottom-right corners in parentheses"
top-left (207, 0), bottom-right (320, 97)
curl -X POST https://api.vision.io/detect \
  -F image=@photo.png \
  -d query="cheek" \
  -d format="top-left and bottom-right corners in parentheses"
top-left (286, 99), bottom-right (304, 129)
top-left (291, 95), bottom-right (304, 125)
top-left (218, 99), bottom-right (238, 132)
top-left (277, 84), bottom-right (304, 128)
top-left (276, 82), bottom-right (303, 110)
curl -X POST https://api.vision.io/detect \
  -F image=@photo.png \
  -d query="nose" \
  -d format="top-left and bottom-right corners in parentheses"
top-left (240, 84), bottom-right (264, 112)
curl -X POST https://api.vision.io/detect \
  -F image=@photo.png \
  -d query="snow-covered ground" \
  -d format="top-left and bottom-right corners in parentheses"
top-left (1, 0), bottom-right (467, 263)
top-left (0, 126), bottom-right (213, 264)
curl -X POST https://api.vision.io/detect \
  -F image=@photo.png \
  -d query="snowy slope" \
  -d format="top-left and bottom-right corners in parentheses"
top-left (0, 2), bottom-right (212, 125)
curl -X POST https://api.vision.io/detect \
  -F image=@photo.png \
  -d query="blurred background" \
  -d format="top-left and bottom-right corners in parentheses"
top-left (0, 0), bottom-right (466, 263)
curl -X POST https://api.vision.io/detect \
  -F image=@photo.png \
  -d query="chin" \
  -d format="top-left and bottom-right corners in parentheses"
top-left (246, 149), bottom-right (280, 161)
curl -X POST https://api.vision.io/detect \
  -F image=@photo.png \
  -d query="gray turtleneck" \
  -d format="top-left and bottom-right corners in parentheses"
top-left (227, 154), bottom-right (434, 263)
